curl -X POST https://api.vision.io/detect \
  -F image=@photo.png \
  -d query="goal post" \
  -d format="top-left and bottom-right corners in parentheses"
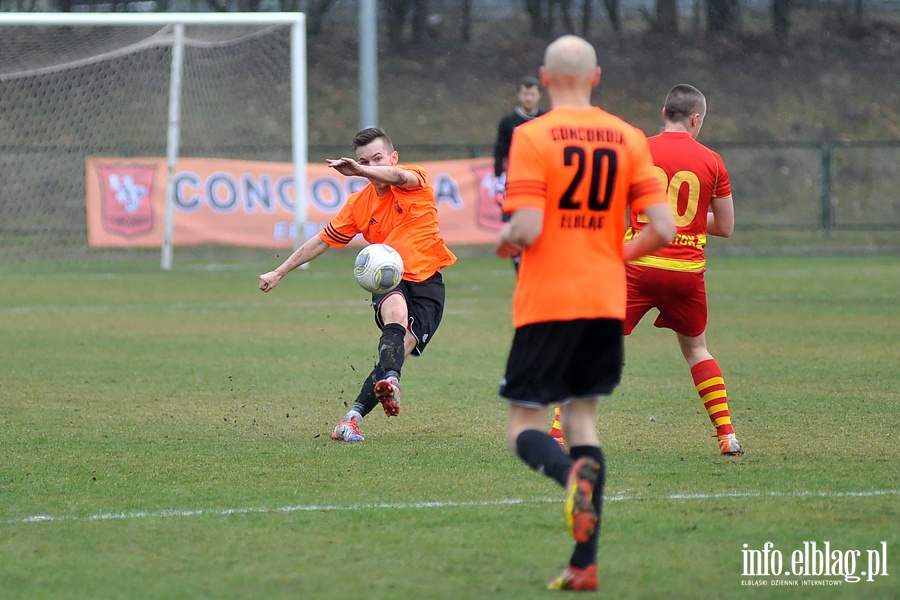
top-left (0, 12), bottom-right (307, 268)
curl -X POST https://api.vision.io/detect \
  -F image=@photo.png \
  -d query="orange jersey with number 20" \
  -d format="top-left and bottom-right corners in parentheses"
top-left (504, 107), bottom-right (667, 327)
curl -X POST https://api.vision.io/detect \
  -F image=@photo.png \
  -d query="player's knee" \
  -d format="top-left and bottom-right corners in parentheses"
top-left (379, 307), bottom-right (407, 326)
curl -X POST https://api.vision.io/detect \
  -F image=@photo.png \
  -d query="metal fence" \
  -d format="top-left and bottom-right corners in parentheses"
top-left (312, 140), bottom-right (900, 235)
top-left (0, 140), bottom-right (896, 261)
top-left (707, 141), bottom-right (900, 234)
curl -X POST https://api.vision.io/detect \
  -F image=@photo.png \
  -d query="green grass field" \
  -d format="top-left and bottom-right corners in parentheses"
top-left (1, 252), bottom-right (897, 599)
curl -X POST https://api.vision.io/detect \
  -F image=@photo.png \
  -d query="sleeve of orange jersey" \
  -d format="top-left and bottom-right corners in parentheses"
top-left (503, 127), bottom-right (547, 212)
top-left (628, 131), bottom-right (668, 213)
top-left (401, 164), bottom-right (428, 188)
top-left (319, 192), bottom-right (364, 248)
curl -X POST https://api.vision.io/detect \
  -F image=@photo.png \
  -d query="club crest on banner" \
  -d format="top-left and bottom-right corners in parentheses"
top-left (96, 164), bottom-right (156, 237)
top-left (472, 162), bottom-right (504, 230)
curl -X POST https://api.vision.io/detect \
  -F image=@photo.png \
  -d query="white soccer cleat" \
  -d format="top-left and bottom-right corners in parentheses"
top-left (331, 420), bottom-right (364, 442)
top-left (718, 433), bottom-right (744, 456)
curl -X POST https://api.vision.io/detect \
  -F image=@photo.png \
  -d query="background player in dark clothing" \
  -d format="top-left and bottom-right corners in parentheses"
top-left (492, 75), bottom-right (545, 207)
top-left (492, 75), bottom-right (545, 270)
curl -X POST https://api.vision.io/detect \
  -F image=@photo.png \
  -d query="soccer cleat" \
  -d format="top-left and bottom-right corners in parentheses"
top-left (718, 433), bottom-right (744, 456)
top-left (374, 376), bottom-right (402, 417)
top-left (547, 564), bottom-right (599, 591)
top-left (564, 457), bottom-right (600, 544)
top-left (331, 419), bottom-right (364, 442)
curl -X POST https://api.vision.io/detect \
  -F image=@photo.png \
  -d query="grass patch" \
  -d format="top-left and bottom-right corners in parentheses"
top-left (0, 254), bottom-right (897, 599)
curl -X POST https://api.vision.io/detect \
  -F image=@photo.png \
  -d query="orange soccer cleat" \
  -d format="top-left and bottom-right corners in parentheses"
top-left (547, 564), bottom-right (599, 591)
top-left (564, 457), bottom-right (600, 544)
top-left (374, 376), bottom-right (402, 417)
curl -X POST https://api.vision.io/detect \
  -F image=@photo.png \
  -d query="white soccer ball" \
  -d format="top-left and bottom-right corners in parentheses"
top-left (354, 243), bottom-right (404, 294)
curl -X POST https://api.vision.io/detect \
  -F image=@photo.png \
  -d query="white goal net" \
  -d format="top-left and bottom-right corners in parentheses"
top-left (0, 13), bottom-right (307, 265)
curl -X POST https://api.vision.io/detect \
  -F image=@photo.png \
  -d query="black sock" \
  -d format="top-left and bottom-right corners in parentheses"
top-left (568, 445), bottom-right (606, 569)
top-left (352, 367), bottom-right (380, 418)
top-left (515, 429), bottom-right (573, 487)
top-left (378, 323), bottom-right (406, 377)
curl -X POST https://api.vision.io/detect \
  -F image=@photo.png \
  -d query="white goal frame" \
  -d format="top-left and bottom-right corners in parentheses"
top-left (0, 12), bottom-right (308, 270)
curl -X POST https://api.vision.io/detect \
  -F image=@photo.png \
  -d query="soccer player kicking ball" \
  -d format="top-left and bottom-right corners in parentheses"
top-left (624, 84), bottom-right (744, 456)
top-left (258, 127), bottom-right (456, 442)
top-left (496, 35), bottom-right (675, 592)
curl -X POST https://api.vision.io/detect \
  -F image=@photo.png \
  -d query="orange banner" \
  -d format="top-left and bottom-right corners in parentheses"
top-left (85, 156), bottom-right (505, 248)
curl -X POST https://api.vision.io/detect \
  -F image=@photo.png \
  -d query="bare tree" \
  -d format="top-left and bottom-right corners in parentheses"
top-left (772, 0), bottom-right (791, 41)
top-left (524, 0), bottom-right (549, 36)
top-left (303, 0), bottom-right (336, 37)
top-left (555, 0), bottom-right (576, 33)
top-left (639, 0), bottom-right (676, 36)
top-left (200, 0), bottom-right (231, 12)
top-left (523, 0), bottom-right (578, 37)
top-left (579, 0), bottom-right (620, 36)
top-left (235, 0), bottom-right (263, 11)
top-left (707, 0), bottom-right (739, 34)
top-left (383, 0), bottom-right (433, 52)
top-left (460, 0), bottom-right (473, 43)
top-left (655, 0), bottom-right (679, 35)
top-left (581, 0), bottom-right (593, 34)
top-left (599, 0), bottom-right (622, 34)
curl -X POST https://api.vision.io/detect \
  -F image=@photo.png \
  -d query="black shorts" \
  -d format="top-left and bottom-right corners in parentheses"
top-left (500, 318), bottom-right (624, 407)
top-left (373, 272), bottom-right (445, 356)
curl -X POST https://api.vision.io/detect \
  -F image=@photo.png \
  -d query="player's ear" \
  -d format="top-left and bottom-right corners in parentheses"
top-left (693, 113), bottom-right (704, 135)
top-left (592, 67), bottom-right (601, 87)
top-left (539, 66), bottom-right (550, 88)
top-left (390, 150), bottom-right (399, 165)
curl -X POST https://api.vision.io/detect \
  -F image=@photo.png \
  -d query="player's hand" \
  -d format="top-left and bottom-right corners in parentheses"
top-left (326, 157), bottom-right (363, 177)
top-left (492, 179), bottom-right (506, 207)
top-left (496, 239), bottom-right (522, 259)
top-left (259, 271), bottom-right (282, 293)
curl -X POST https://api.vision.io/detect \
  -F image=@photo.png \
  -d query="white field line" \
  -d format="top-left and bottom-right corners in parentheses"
top-left (5, 489), bottom-right (897, 526)
top-left (0, 295), bottom-right (508, 315)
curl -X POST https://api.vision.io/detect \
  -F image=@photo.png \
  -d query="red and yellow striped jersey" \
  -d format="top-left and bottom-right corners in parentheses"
top-left (626, 131), bottom-right (731, 272)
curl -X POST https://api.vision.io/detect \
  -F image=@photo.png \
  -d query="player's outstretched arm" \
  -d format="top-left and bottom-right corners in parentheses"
top-left (363, 164), bottom-right (420, 188)
top-left (326, 158), bottom-right (419, 189)
top-left (259, 236), bottom-right (329, 293)
top-left (624, 203), bottom-right (676, 263)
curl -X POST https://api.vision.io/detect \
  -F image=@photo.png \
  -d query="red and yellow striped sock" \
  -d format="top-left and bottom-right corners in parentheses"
top-left (691, 359), bottom-right (734, 437)
top-left (549, 405), bottom-right (564, 446)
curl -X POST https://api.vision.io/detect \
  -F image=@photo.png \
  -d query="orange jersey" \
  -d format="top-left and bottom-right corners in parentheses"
top-left (319, 164), bottom-right (457, 282)
top-left (504, 107), bottom-right (667, 327)
top-left (626, 131), bottom-right (731, 272)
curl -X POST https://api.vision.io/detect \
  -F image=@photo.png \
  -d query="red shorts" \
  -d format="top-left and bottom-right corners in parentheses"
top-left (624, 265), bottom-right (707, 338)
